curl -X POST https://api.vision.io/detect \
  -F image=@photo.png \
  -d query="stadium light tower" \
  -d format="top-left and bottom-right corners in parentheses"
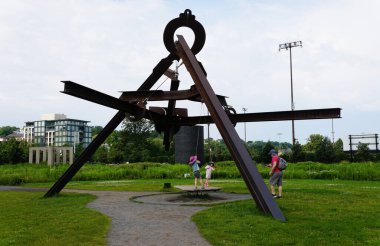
top-left (242, 107), bottom-right (247, 143)
top-left (279, 41), bottom-right (302, 145)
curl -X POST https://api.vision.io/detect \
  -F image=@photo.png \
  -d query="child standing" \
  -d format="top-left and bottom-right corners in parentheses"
top-left (205, 161), bottom-right (215, 187)
top-left (189, 155), bottom-right (203, 189)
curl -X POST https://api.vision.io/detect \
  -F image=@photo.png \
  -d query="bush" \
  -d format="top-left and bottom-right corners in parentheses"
top-left (0, 139), bottom-right (29, 164)
top-left (355, 142), bottom-right (371, 162)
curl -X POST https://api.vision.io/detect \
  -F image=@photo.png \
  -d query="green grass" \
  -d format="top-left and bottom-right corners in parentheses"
top-left (1, 161), bottom-right (379, 245)
top-left (23, 178), bottom-right (379, 245)
top-left (0, 191), bottom-right (110, 246)
top-left (44, 178), bottom-right (378, 245)
top-left (192, 179), bottom-right (380, 245)
top-left (0, 162), bottom-right (379, 187)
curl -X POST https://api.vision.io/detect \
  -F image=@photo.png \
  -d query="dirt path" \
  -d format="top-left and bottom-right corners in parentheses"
top-left (0, 186), bottom-right (250, 246)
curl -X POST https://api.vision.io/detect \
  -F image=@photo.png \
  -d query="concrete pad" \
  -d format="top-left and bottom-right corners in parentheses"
top-left (175, 185), bottom-right (222, 192)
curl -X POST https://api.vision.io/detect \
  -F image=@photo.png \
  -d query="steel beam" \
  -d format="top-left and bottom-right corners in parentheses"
top-left (61, 81), bottom-right (168, 123)
top-left (164, 68), bottom-right (177, 80)
top-left (173, 108), bottom-right (341, 125)
top-left (44, 111), bottom-right (126, 197)
top-left (121, 86), bottom-right (228, 105)
top-left (162, 79), bottom-right (180, 150)
top-left (63, 81), bottom-right (340, 127)
top-left (139, 54), bottom-right (177, 90)
top-left (63, 81), bottom-right (144, 116)
top-left (121, 87), bottom-right (199, 101)
top-left (233, 108), bottom-right (340, 122)
top-left (45, 56), bottom-right (176, 197)
top-left (175, 35), bottom-right (286, 221)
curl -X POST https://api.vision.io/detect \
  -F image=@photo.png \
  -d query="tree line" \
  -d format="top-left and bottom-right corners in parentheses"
top-left (0, 123), bottom-right (378, 164)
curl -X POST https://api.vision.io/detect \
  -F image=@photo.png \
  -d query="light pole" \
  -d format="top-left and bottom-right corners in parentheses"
top-left (73, 131), bottom-right (79, 153)
top-left (207, 110), bottom-right (211, 161)
top-left (277, 132), bottom-right (282, 142)
top-left (242, 107), bottom-right (247, 143)
top-left (279, 41), bottom-right (302, 145)
top-left (277, 132), bottom-right (283, 150)
top-left (331, 119), bottom-right (335, 144)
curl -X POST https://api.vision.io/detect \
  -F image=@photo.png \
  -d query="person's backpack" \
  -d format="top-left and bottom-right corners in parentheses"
top-left (277, 157), bottom-right (287, 170)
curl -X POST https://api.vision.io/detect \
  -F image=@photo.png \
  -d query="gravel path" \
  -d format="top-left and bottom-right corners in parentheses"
top-left (0, 186), bottom-right (250, 246)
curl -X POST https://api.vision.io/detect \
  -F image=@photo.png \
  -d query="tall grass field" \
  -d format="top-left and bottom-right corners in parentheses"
top-left (0, 161), bottom-right (379, 185)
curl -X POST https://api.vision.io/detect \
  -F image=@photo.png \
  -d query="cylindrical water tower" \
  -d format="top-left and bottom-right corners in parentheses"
top-left (175, 125), bottom-right (204, 164)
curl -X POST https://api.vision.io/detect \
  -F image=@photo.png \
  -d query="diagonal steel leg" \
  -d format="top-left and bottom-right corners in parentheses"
top-left (176, 35), bottom-right (286, 221)
top-left (44, 111), bottom-right (125, 197)
top-left (44, 55), bottom-right (176, 197)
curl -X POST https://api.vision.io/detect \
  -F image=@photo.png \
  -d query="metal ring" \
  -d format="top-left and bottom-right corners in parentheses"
top-left (163, 9), bottom-right (206, 55)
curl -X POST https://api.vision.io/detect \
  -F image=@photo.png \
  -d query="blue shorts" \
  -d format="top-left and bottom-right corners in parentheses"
top-left (193, 170), bottom-right (201, 178)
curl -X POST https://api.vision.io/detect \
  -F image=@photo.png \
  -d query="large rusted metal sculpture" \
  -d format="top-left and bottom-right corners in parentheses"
top-left (44, 10), bottom-right (341, 221)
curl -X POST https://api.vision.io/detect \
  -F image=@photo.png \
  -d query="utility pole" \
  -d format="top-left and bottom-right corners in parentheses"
top-left (242, 107), bottom-right (247, 143)
top-left (279, 41), bottom-right (302, 145)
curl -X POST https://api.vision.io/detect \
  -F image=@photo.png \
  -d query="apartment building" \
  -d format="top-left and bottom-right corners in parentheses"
top-left (23, 113), bottom-right (92, 147)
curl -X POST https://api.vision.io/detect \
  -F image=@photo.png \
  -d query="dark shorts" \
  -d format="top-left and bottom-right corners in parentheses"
top-left (193, 170), bottom-right (201, 178)
top-left (269, 171), bottom-right (283, 186)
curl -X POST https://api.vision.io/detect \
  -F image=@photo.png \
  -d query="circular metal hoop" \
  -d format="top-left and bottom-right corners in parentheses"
top-left (163, 9), bottom-right (206, 55)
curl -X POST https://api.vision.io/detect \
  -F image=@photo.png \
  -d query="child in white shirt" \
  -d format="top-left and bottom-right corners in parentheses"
top-left (204, 161), bottom-right (215, 187)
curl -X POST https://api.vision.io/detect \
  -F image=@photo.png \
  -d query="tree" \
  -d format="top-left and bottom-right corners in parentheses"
top-left (91, 126), bottom-right (104, 139)
top-left (0, 139), bottom-right (29, 164)
top-left (119, 119), bottom-right (155, 162)
top-left (106, 131), bottom-right (124, 163)
top-left (147, 136), bottom-right (175, 162)
top-left (246, 141), bottom-right (261, 162)
top-left (0, 126), bottom-right (18, 136)
top-left (333, 138), bottom-right (346, 162)
top-left (291, 141), bottom-right (304, 162)
top-left (259, 141), bottom-right (275, 164)
top-left (204, 138), bottom-right (231, 162)
top-left (304, 134), bottom-right (324, 152)
top-left (93, 145), bottom-right (109, 163)
top-left (74, 144), bottom-right (85, 160)
top-left (315, 137), bottom-right (334, 163)
top-left (355, 142), bottom-right (371, 162)
top-left (303, 134), bottom-right (338, 163)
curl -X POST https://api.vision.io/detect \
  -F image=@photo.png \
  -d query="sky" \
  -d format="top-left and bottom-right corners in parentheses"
top-left (1, 0), bottom-right (379, 150)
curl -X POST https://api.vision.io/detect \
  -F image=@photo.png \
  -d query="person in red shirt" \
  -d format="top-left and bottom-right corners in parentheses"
top-left (267, 149), bottom-right (283, 198)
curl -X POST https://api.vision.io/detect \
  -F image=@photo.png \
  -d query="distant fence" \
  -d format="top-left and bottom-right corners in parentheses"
top-left (348, 134), bottom-right (379, 161)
